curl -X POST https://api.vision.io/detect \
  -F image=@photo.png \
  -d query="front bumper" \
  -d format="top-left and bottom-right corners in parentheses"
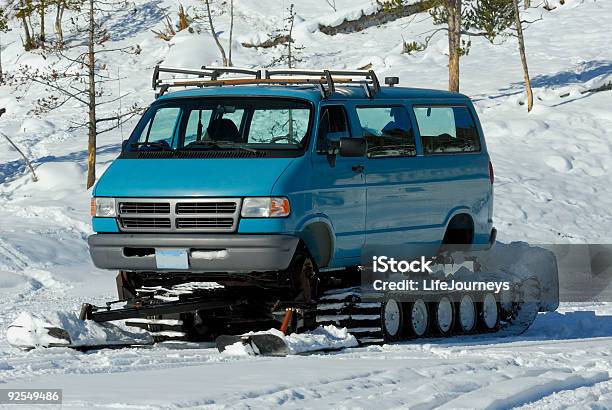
top-left (88, 234), bottom-right (299, 273)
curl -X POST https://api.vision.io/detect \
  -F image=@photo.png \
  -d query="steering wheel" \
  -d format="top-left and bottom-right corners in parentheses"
top-left (269, 134), bottom-right (300, 144)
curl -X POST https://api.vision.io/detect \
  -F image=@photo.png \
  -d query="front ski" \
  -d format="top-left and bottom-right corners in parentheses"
top-left (6, 324), bottom-right (72, 349)
top-left (215, 333), bottom-right (290, 356)
top-left (6, 312), bottom-right (155, 351)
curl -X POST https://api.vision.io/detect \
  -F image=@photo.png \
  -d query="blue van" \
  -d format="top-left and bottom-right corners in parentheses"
top-left (89, 66), bottom-right (495, 307)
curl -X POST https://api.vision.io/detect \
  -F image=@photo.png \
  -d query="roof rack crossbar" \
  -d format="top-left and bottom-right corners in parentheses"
top-left (265, 68), bottom-right (379, 98)
top-left (152, 65), bottom-right (382, 98)
top-left (153, 65), bottom-right (260, 95)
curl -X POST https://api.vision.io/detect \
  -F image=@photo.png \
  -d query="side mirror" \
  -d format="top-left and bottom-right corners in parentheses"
top-left (339, 137), bottom-right (367, 157)
top-left (325, 131), bottom-right (349, 144)
top-left (121, 140), bottom-right (129, 151)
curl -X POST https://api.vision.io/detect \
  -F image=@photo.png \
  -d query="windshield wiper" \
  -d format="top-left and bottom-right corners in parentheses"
top-left (131, 141), bottom-right (173, 151)
top-left (182, 141), bottom-right (258, 153)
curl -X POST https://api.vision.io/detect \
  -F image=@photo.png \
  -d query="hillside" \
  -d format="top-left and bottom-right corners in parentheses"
top-left (0, 0), bottom-right (611, 407)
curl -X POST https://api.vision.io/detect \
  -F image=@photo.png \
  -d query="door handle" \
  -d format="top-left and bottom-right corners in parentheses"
top-left (352, 164), bottom-right (365, 173)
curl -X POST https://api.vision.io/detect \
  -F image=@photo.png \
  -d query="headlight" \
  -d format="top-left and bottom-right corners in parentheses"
top-left (241, 197), bottom-right (290, 218)
top-left (91, 197), bottom-right (116, 217)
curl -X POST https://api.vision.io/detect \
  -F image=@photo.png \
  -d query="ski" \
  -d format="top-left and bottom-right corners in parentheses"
top-left (215, 333), bottom-right (290, 356)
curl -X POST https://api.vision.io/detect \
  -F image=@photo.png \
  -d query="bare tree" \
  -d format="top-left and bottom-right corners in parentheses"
top-left (15, 0), bottom-right (36, 50)
top-left (325, 0), bottom-right (336, 12)
top-left (152, 4), bottom-right (191, 41)
top-left (85, 0), bottom-right (96, 187)
top-left (524, 0), bottom-right (530, 9)
top-left (203, 0), bottom-right (233, 66)
top-left (0, 108), bottom-right (38, 181)
top-left (53, 0), bottom-right (80, 47)
top-left (0, 8), bottom-right (9, 82)
top-left (228, 0), bottom-right (233, 64)
top-left (445, 0), bottom-right (461, 92)
top-left (8, 0), bottom-right (141, 188)
top-left (268, 4), bottom-right (303, 69)
top-left (513, 0), bottom-right (533, 111)
top-left (37, 0), bottom-right (47, 48)
top-left (428, 0), bottom-right (465, 92)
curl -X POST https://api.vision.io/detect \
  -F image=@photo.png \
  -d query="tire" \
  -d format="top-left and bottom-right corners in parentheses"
top-left (432, 295), bottom-right (455, 336)
top-left (407, 298), bottom-right (429, 337)
top-left (457, 294), bottom-right (477, 333)
top-left (289, 247), bottom-right (317, 302)
top-left (381, 298), bottom-right (406, 342)
top-left (116, 271), bottom-right (138, 300)
top-left (479, 292), bottom-right (500, 331)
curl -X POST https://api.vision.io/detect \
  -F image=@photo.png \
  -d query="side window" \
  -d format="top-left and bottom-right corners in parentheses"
top-left (413, 106), bottom-right (481, 154)
top-left (138, 107), bottom-right (181, 147)
top-left (355, 106), bottom-right (416, 158)
top-left (184, 109), bottom-right (213, 145)
top-left (317, 106), bottom-right (350, 155)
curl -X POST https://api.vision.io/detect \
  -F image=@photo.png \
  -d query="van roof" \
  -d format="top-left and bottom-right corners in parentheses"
top-left (156, 85), bottom-right (468, 103)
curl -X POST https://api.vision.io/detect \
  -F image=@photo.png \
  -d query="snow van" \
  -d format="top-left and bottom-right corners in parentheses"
top-left (88, 66), bottom-right (496, 307)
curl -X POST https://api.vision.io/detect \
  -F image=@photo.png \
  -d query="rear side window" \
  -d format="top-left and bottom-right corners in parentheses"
top-left (356, 106), bottom-right (416, 158)
top-left (413, 106), bottom-right (481, 154)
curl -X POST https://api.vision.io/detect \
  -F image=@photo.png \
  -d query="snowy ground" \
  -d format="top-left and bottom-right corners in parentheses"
top-left (0, 0), bottom-right (611, 408)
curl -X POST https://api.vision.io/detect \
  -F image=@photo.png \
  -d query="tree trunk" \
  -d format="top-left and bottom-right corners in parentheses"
top-left (54, 1), bottom-right (64, 47)
top-left (39, 0), bottom-right (45, 49)
top-left (228, 0), bottom-right (233, 66)
top-left (286, 4), bottom-right (296, 69)
top-left (19, 0), bottom-right (34, 50)
top-left (0, 32), bottom-right (3, 83)
top-left (204, 0), bottom-right (228, 67)
top-left (86, 0), bottom-right (97, 189)
top-left (513, 0), bottom-right (533, 112)
top-left (447, 0), bottom-right (461, 92)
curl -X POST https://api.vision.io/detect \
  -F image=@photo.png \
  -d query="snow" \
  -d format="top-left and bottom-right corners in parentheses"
top-left (0, 0), bottom-right (611, 407)
top-left (6, 311), bottom-right (153, 348)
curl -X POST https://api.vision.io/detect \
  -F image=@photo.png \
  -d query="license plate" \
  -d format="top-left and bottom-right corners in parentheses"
top-left (155, 248), bottom-right (189, 270)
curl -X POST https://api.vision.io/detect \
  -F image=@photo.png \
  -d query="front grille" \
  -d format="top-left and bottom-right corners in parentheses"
top-left (176, 202), bottom-right (237, 214)
top-left (121, 217), bottom-right (171, 229)
top-left (176, 218), bottom-right (234, 229)
top-left (119, 202), bottom-right (170, 214)
top-left (117, 198), bottom-right (241, 232)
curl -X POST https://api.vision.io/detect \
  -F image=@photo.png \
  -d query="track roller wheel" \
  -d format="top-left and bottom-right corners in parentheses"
top-left (479, 292), bottom-right (500, 331)
top-left (381, 298), bottom-right (405, 342)
top-left (432, 295), bottom-right (455, 336)
top-left (457, 294), bottom-right (477, 333)
top-left (407, 298), bottom-right (429, 337)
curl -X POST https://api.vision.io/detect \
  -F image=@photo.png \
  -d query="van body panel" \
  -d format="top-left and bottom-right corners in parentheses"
top-left (94, 158), bottom-right (296, 198)
top-left (89, 85), bottom-right (494, 274)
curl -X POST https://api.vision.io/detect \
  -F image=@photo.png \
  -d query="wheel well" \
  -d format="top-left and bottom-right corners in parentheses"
top-left (442, 213), bottom-right (474, 246)
top-left (299, 221), bottom-right (333, 268)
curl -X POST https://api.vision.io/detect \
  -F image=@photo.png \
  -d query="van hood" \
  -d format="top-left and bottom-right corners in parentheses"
top-left (93, 158), bottom-right (295, 197)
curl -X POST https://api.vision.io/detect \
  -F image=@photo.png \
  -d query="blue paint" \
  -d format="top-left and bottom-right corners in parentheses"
top-left (92, 84), bottom-right (493, 268)
top-left (92, 217), bottom-right (120, 233)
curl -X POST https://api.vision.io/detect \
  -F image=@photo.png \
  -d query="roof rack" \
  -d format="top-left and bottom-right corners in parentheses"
top-left (152, 65), bottom-right (381, 99)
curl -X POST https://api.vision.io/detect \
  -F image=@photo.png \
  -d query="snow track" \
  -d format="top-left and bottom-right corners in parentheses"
top-left (1, 308), bottom-right (611, 408)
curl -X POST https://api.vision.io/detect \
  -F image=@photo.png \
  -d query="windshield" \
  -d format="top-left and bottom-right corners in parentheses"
top-left (123, 97), bottom-right (313, 158)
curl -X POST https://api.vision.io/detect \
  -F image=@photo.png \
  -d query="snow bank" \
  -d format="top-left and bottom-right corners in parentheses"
top-left (6, 311), bottom-right (152, 349)
top-left (439, 370), bottom-right (609, 409)
top-left (222, 325), bottom-right (358, 356)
